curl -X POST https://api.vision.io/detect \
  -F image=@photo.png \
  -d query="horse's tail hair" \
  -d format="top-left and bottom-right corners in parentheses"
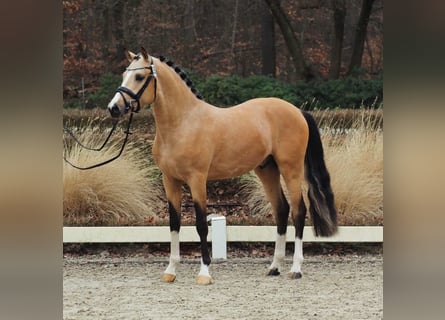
top-left (302, 111), bottom-right (338, 237)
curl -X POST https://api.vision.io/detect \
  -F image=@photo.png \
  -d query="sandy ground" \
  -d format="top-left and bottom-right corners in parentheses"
top-left (63, 247), bottom-right (382, 320)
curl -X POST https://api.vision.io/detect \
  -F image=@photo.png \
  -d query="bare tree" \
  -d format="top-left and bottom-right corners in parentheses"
top-left (182, 0), bottom-right (197, 65)
top-left (348, 0), bottom-right (375, 74)
top-left (101, 0), bottom-right (126, 71)
top-left (231, 0), bottom-right (239, 60)
top-left (329, 0), bottom-right (346, 79)
top-left (264, 0), bottom-right (313, 80)
top-left (261, 0), bottom-right (276, 77)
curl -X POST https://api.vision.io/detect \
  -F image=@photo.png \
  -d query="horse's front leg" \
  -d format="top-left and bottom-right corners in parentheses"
top-left (188, 174), bottom-right (212, 285)
top-left (161, 175), bottom-right (183, 283)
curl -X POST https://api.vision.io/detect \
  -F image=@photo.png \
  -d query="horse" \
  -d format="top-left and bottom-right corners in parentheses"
top-left (107, 47), bottom-right (337, 285)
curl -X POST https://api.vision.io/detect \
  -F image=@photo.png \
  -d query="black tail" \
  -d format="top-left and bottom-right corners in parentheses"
top-left (302, 111), bottom-right (338, 237)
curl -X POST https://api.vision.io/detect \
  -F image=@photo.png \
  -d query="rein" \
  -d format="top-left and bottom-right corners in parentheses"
top-left (63, 119), bottom-right (119, 152)
top-left (63, 111), bottom-right (134, 170)
top-left (63, 57), bottom-right (157, 170)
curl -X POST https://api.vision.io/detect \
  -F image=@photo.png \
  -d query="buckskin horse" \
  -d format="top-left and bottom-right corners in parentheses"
top-left (107, 47), bottom-right (337, 285)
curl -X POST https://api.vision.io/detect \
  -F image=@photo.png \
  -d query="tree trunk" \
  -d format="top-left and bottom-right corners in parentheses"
top-left (261, 1), bottom-right (276, 77)
top-left (184, 0), bottom-right (196, 43)
top-left (183, 0), bottom-right (197, 68)
top-left (111, 0), bottom-right (125, 61)
top-left (264, 0), bottom-right (312, 80)
top-left (101, 0), bottom-right (125, 71)
top-left (328, 0), bottom-right (346, 79)
top-left (231, 0), bottom-right (239, 60)
top-left (348, 0), bottom-right (375, 75)
top-left (364, 34), bottom-right (374, 73)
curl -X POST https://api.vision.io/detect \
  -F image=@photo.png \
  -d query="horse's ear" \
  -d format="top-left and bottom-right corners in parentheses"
top-left (140, 46), bottom-right (149, 60)
top-left (125, 50), bottom-right (136, 62)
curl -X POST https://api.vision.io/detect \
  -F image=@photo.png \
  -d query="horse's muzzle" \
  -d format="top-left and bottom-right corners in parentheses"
top-left (109, 104), bottom-right (121, 118)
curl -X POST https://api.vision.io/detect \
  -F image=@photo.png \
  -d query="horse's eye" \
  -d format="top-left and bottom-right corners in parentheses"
top-left (135, 74), bottom-right (145, 82)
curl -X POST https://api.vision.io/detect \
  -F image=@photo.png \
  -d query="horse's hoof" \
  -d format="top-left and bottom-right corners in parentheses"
top-left (196, 275), bottom-right (213, 285)
top-left (288, 272), bottom-right (302, 279)
top-left (267, 268), bottom-right (280, 276)
top-left (161, 273), bottom-right (176, 283)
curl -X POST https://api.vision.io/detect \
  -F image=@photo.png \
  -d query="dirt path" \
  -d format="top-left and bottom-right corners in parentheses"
top-left (64, 251), bottom-right (382, 320)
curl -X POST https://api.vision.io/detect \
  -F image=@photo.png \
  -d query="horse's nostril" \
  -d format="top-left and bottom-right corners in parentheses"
top-left (110, 104), bottom-right (120, 117)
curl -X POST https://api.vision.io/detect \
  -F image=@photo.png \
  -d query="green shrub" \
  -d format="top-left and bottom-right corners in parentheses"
top-left (195, 75), bottom-right (298, 107)
top-left (293, 75), bottom-right (383, 109)
top-left (76, 71), bottom-right (382, 110)
top-left (195, 74), bottom-right (382, 109)
top-left (196, 75), bottom-right (243, 106)
top-left (239, 76), bottom-right (299, 104)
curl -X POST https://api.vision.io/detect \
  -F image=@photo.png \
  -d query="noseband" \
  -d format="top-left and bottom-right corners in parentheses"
top-left (116, 59), bottom-right (157, 113)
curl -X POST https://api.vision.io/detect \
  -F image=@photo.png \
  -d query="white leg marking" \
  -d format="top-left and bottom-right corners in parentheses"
top-left (290, 237), bottom-right (304, 274)
top-left (198, 258), bottom-right (211, 278)
top-left (269, 234), bottom-right (286, 271)
top-left (164, 231), bottom-right (180, 276)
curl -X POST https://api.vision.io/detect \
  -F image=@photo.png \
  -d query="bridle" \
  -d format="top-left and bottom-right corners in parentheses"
top-left (63, 57), bottom-right (157, 170)
top-left (116, 58), bottom-right (157, 113)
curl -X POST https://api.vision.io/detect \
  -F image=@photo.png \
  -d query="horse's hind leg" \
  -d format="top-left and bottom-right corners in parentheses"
top-left (161, 175), bottom-right (183, 283)
top-left (289, 192), bottom-right (306, 279)
top-left (254, 160), bottom-right (289, 276)
top-left (280, 170), bottom-right (306, 279)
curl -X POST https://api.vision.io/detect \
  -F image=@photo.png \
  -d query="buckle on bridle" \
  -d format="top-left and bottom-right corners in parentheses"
top-left (129, 99), bottom-right (140, 113)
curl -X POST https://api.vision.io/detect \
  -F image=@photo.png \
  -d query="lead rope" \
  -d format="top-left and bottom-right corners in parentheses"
top-left (63, 111), bottom-right (134, 170)
top-left (63, 119), bottom-right (119, 152)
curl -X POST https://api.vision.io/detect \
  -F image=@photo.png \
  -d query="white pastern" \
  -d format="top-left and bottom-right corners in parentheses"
top-left (198, 258), bottom-right (211, 278)
top-left (164, 231), bottom-right (180, 275)
top-left (290, 237), bottom-right (304, 273)
top-left (269, 234), bottom-right (286, 271)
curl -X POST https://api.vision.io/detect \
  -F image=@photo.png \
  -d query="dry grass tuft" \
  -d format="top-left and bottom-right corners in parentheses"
top-left (241, 109), bottom-right (383, 226)
top-left (63, 124), bottom-right (163, 225)
top-left (320, 109), bottom-right (383, 225)
top-left (240, 173), bottom-right (273, 218)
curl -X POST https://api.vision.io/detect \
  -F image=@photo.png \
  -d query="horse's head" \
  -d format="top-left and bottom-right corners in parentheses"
top-left (108, 47), bottom-right (157, 118)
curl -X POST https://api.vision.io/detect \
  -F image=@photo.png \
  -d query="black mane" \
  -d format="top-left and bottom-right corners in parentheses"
top-left (158, 56), bottom-right (203, 100)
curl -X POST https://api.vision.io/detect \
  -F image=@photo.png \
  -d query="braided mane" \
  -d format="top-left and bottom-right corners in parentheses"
top-left (158, 56), bottom-right (203, 100)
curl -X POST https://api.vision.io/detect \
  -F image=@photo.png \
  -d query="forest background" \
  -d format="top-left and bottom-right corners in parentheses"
top-left (63, 0), bottom-right (383, 110)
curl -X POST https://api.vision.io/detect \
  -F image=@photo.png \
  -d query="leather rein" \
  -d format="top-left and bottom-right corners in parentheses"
top-left (63, 59), bottom-right (157, 170)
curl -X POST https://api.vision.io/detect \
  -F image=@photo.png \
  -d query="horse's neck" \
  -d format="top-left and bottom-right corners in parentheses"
top-left (152, 60), bottom-right (199, 133)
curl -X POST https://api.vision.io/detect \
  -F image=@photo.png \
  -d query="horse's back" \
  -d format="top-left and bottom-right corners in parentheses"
top-left (204, 97), bottom-right (308, 179)
top-left (228, 97), bottom-right (305, 126)
top-left (226, 97), bottom-right (308, 142)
